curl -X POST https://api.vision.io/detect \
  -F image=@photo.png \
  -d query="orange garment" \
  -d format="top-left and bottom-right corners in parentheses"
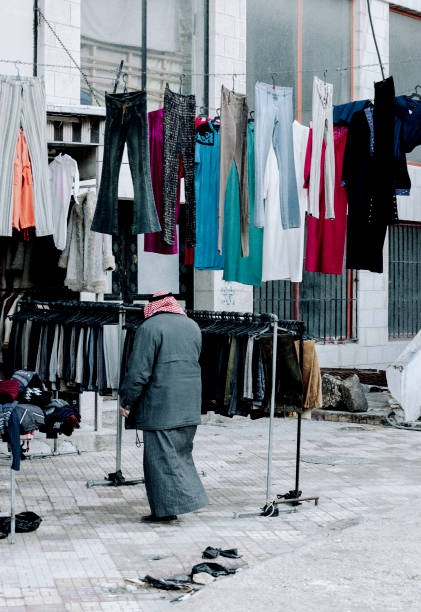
top-left (13, 129), bottom-right (35, 232)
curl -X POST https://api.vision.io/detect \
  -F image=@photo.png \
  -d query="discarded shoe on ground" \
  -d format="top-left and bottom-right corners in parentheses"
top-left (202, 546), bottom-right (241, 559)
top-left (0, 511), bottom-right (42, 535)
top-left (191, 562), bottom-right (237, 578)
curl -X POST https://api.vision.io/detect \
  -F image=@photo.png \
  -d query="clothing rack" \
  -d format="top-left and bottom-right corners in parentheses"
top-left (187, 310), bottom-right (319, 518)
top-left (5, 300), bottom-right (319, 521)
top-left (7, 299), bottom-right (145, 486)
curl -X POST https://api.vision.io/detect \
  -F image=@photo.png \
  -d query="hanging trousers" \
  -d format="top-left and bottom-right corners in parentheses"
top-left (309, 76), bottom-right (335, 219)
top-left (91, 90), bottom-right (160, 236)
top-left (0, 77), bottom-right (53, 237)
top-left (373, 76), bottom-right (399, 225)
top-left (254, 82), bottom-right (300, 231)
top-left (162, 85), bottom-right (196, 247)
top-left (218, 85), bottom-right (249, 256)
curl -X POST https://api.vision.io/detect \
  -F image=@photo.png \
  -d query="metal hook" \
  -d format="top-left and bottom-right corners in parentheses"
top-left (15, 62), bottom-right (21, 82)
top-left (122, 72), bottom-right (128, 94)
top-left (179, 73), bottom-right (186, 94)
top-left (271, 73), bottom-right (276, 89)
top-left (232, 73), bottom-right (237, 93)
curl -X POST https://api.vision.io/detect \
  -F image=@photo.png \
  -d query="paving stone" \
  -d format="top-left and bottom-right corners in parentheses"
top-left (1, 418), bottom-right (421, 608)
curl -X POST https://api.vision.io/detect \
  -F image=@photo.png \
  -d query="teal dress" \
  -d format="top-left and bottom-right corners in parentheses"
top-left (222, 123), bottom-right (263, 286)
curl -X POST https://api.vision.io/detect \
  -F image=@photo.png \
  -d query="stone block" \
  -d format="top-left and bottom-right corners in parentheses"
top-left (341, 374), bottom-right (369, 412)
top-left (322, 373), bottom-right (368, 412)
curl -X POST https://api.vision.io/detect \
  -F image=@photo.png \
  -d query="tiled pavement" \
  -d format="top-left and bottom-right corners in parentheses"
top-left (1, 417), bottom-right (421, 610)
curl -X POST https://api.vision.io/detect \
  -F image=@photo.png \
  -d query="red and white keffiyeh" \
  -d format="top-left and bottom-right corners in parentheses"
top-left (143, 290), bottom-right (187, 319)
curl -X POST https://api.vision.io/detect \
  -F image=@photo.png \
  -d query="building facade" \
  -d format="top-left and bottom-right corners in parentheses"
top-left (0, 0), bottom-right (420, 371)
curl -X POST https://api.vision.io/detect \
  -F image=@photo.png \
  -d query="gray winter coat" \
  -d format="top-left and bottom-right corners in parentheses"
top-left (119, 313), bottom-right (202, 431)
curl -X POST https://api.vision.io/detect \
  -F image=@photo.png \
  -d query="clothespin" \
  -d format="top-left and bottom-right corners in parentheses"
top-left (232, 74), bottom-right (237, 93)
top-left (179, 73), bottom-right (185, 94)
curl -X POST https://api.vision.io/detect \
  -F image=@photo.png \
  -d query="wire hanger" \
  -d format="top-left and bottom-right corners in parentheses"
top-left (232, 73), bottom-right (237, 93)
top-left (122, 72), bottom-right (128, 94)
top-left (271, 73), bottom-right (276, 90)
top-left (248, 110), bottom-right (254, 123)
top-left (179, 73), bottom-right (185, 94)
top-left (15, 62), bottom-right (21, 82)
top-left (408, 85), bottom-right (421, 100)
top-left (198, 105), bottom-right (208, 119)
top-left (213, 107), bottom-right (221, 123)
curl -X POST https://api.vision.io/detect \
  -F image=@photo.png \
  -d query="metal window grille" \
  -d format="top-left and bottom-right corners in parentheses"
top-left (388, 222), bottom-right (421, 338)
top-left (254, 269), bottom-right (356, 343)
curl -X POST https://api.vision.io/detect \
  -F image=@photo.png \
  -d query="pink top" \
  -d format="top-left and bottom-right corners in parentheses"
top-left (144, 109), bottom-right (181, 254)
top-left (304, 126), bottom-right (348, 275)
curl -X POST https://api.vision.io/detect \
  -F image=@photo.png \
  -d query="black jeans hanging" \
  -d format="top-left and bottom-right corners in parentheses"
top-left (162, 85), bottom-right (196, 247)
top-left (91, 90), bottom-right (161, 236)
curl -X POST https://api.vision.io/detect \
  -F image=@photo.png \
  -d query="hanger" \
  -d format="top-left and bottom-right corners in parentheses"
top-left (323, 69), bottom-right (327, 85)
top-left (271, 73), bottom-right (276, 90)
top-left (198, 106), bottom-right (208, 120)
top-left (179, 73), bottom-right (185, 94)
top-left (213, 107), bottom-right (221, 123)
top-left (408, 85), bottom-right (421, 101)
top-left (232, 74), bottom-right (237, 93)
top-left (248, 110), bottom-right (254, 123)
top-left (15, 62), bottom-right (21, 82)
top-left (122, 72), bottom-right (128, 94)
top-left (113, 59), bottom-right (124, 94)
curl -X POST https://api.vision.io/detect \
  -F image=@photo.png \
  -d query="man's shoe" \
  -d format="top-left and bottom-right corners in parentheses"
top-left (140, 514), bottom-right (177, 523)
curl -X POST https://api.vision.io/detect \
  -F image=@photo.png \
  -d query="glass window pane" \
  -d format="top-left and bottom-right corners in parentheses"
top-left (80, 0), bottom-right (206, 109)
top-left (389, 10), bottom-right (421, 163)
top-left (81, 0), bottom-right (142, 105)
top-left (146, 0), bottom-right (206, 110)
top-left (246, 0), bottom-right (297, 111)
top-left (302, 0), bottom-right (351, 125)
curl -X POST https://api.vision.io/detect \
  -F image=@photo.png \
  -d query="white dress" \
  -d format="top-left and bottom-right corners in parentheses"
top-left (262, 120), bottom-right (309, 283)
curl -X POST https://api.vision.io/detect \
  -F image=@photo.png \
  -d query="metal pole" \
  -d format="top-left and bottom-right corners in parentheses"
top-left (10, 469), bottom-right (15, 544)
top-left (33, 0), bottom-right (38, 77)
top-left (115, 308), bottom-right (125, 473)
top-left (265, 317), bottom-right (278, 504)
top-left (141, 0), bottom-right (147, 91)
top-left (203, 0), bottom-right (210, 114)
top-left (295, 336), bottom-right (305, 495)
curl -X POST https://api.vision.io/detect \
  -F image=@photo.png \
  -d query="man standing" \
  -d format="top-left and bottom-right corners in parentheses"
top-left (119, 291), bottom-right (208, 523)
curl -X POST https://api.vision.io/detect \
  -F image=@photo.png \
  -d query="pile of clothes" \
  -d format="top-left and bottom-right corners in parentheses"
top-left (0, 369), bottom-right (80, 470)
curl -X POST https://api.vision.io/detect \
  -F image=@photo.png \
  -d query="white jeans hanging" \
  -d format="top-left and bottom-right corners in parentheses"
top-left (0, 77), bottom-right (53, 237)
top-left (308, 76), bottom-right (335, 219)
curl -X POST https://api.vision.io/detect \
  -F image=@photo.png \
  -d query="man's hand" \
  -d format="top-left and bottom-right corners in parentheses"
top-left (119, 406), bottom-right (130, 418)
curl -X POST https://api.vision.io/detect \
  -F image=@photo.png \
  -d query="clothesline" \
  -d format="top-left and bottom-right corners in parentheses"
top-left (3, 54), bottom-right (421, 77)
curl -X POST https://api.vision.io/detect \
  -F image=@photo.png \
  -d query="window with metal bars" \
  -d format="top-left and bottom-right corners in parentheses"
top-left (254, 268), bottom-right (357, 342)
top-left (388, 222), bottom-right (421, 338)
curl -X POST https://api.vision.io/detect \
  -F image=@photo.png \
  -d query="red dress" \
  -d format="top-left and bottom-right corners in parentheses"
top-left (304, 126), bottom-right (348, 275)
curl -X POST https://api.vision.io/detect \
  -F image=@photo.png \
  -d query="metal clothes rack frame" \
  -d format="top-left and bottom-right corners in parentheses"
top-left (6, 299), bottom-right (144, 487)
top-left (187, 310), bottom-right (319, 518)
